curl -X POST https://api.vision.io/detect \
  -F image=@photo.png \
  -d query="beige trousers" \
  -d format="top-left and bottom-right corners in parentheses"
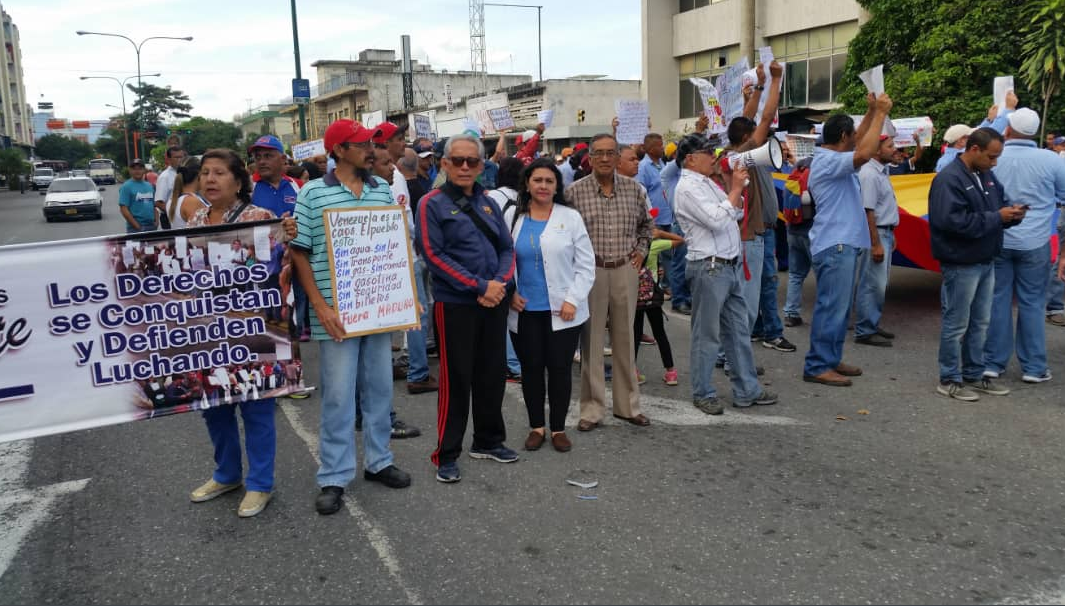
top-left (580, 265), bottom-right (641, 422)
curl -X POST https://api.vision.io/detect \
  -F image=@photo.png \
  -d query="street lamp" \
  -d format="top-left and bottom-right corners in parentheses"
top-left (484, 3), bottom-right (542, 82)
top-left (80, 73), bottom-right (160, 164)
top-left (75, 31), bottom-right (192, 156)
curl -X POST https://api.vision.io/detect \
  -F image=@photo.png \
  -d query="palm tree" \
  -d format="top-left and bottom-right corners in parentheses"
top-left (1020, 0), bottom-right (1065, 142)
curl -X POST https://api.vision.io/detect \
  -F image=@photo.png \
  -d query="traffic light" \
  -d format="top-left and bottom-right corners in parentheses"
top-left (577, 109), bottom-right (586, 124)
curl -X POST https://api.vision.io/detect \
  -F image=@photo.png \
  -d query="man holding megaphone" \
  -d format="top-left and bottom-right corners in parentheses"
top-left (802, 92), bottom-right (894, 387)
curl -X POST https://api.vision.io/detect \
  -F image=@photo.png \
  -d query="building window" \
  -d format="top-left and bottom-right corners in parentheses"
top-left (679, 0), bottom-right (727, 10)
top-left (678, 44), bottom-right (740, 119)
top-left (768, 21), bottom-right (857, 107)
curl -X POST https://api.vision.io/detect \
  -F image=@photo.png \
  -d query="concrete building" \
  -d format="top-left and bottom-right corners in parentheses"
top-left (0, 4), bottom-right (31, 149)
top-left (278, 49), bottom-right (531, 142)
top-left (235, 104), bottom-right (296, 147)
top-left (642, 0), bottom-right (869, 133)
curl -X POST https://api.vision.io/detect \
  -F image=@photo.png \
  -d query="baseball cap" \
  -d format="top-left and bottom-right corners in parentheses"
top-left (129, 158), bottom-right (145, 167)
top-left (413, 140), bottom-right (434, 158)
top-left (573, 142), bottom-right (589, 153)
top-left (373, 122), bottom-right (402, 144)
top-left (943, 124), bottom-right (974, 144)
top-left (248, 134), bottom-right (284, 154)
top-left (665, 142), bottom-right (677, 158)
top-left (675, 133), bottom-right (717, 166)
top-left (1054, 136), bottom-right (1065, 146)
top-left (561, 147), bottom-right (573, 158)
top-left (1007, 108), bottom-right (1040, 137)
top-left (324, 119), bottom-right (382, 153)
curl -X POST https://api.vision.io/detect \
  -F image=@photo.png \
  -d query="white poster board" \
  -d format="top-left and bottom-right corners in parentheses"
top-left (858, 64), bottom-right (885, 95)
top-left (413, 114), bottom-right (433, 140)
top-left (890, 116), bottom-right (935, 147)
top-left (994, 76), bottom-right (1014, 109)
top-left (614, 99), bottom-right (650, 145)
top-left (715, 57), bottom-right (750, 124)
top-left (361, 110), bottom-right (385, 129)
top-left (689, 78), bottom-right (727, 134)
top-left (488, 107), bottom-right (516, 130)
top-left (323, 207), bottom-right (420, 337)
top-left (537, 109), bottom-right (554, 128)
top-left (467, 92), bottom-right (510, 135)
top-left (293, 139), bottom-right (326, 161)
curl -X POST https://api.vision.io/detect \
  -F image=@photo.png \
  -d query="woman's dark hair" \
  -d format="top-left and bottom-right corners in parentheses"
top-left (517, 157), bottom-right (569, 216)
top-left (495, 157), bottom-right (524, 190)
top-left (167, 156), bottom-right (201, 224)
top-left (301, 160), bottom-right (322, 180)
top-left (286, 165), bottom-right (307, 180)
top-left (201, 148), bottom-right (252, 206)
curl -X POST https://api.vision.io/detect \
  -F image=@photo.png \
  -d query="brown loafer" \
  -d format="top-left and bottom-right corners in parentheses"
top-left (524, 430), bottom-right (545, 451)
top-left (803, 370), bottom-right (853, 386)
top-left (576, 419), bottom-right (599, 432)
top-left (551, 432), bottom-right (572, 452)
top-left (835, 363), bottom-right (863, 377)
top-left (613, 413), bottom-right (651, 426)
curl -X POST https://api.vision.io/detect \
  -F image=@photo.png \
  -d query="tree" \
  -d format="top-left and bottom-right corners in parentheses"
top-left (36, 134), bottom-right (96, 168)
top-left (127, 82), bottom-right (192, 136)
top-left (0, 148), bottom-right (29, 189)
top-left (171, 116), bottom-right (243, 155)
top-left (1020, 0), bottom-right (1065, 142)
top-left (94, 115), bottom-right (131, 166)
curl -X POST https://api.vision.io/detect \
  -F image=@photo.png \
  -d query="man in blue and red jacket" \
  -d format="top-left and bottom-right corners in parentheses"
top-left (415, 133), bottom-right (518, 484)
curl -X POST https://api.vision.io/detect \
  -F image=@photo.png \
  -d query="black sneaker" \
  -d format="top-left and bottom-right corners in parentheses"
top-left (784, 315), bottom-right (803, 327)
top-left (436, 461), bottom-right (461, 483)
top-left (876, 327), bottom-right (895, 339)
top-left (364, 465), bottom-right (412, 489)
top-left (761, 337), bottom-right (797, 352)
top-left (855, 334), bottom-right (893, 347)
top-left (315, 486), bottom-right (344, 515)
top-left (469, 445), bottom-right (519, 463)
top-left (391, 419), bottom-right (421, 439)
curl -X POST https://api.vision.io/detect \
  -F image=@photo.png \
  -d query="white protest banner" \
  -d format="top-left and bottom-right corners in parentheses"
top-left (292, 139), bottom-right (326, 161)
top-left (890, 116), bottom-right (935, 147)
top-left (0, 220), bottom-right (310, 443)
top-left (324, 207), bottom-right (420, 337)
top-left (859, 64), bottom-right (885, 95)
top-left (994, 76), bottom-right (1014, 109)
top-left (739, 64), bottom-right (782, 129)
top-left (614, 99), bottom-right (650, 145)
top-left (689, 78), bottom-right (728, 134)
top-left (413, 114), bottom-right (433, 140)
top-left (361, 110), bottom-right (385, 129)
top-left (488, 106), bottom-right (516, 130)
top-left (716, 57), bottom-right (750, 123)
top-left (537, 109), bottom-right (554, 128)
top-left (788, 134), bottom-right (818, 160)
top-left (851, 115), bottom-right (896, 137)
top-left (467, 92), bottom-right (509, 135)
top-left (757, 46), bottom-right (775, 69)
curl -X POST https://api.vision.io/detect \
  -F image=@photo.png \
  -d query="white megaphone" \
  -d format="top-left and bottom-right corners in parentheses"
top-left (728, 137), bottom-right (783, 171)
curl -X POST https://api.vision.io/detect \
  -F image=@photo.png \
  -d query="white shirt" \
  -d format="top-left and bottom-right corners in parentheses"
top-left (674, 168), bottom-right (743, 261)
top-left (502, 204), bottom-right (596, 332)
top-left (559, 161), bottom-right (576, 188)
top-left (156, 166), bottom-right (177, 205)
top-left (486, 186), bottom-right (518, 213)
top-left (387, 172), bottom-right (417, 259)
top-left (167, 192), bottom-right (208, 230)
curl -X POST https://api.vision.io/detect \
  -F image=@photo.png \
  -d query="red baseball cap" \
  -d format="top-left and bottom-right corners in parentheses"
top-left (324, 119), bottom-right (382, 153)
top-left (573, 142), bottom-right (589, 153)
top-left (373, 122), bottom-right (402, 144)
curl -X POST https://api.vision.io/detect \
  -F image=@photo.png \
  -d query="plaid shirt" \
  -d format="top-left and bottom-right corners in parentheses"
top-left (564, 173), bottom-right (652, 262)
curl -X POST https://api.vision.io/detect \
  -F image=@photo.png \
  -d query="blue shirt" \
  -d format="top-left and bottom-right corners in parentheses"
top-left (993, 139), bottom-right (1065, 250)
top-left (637, 155), bottom-right (671, 225)
top-left (980, 109), bottom-right (1013, 135)
top-left (514, 218), bottom-right (551, 311)
top-left (935, 147), bottom-right (962, 173)
top-left (251, 177), bottom-right (300, 217)
top-left (661, 159), bottom-right (680, 220)
top-left (481, 160), bottom-right (499, 189)
top-left (808, 147), bottom-right (870, 255)
top-left (118, 179), bottom-right (156, 229)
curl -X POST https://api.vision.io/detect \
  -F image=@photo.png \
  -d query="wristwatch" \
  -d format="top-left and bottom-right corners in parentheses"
top-left (754, 85), bottom-right (765, 91)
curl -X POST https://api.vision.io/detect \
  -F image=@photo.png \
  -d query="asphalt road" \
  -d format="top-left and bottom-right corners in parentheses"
top-left (3, 186), bottom-right (1065, 604)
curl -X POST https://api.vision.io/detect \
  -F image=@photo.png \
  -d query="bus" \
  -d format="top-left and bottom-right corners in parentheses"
top-left (88, 158), bottom-right (117, 184)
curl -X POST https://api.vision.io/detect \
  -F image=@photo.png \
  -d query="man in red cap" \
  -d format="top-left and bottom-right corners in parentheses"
top-left (561, 142), bottom-right (588, 188)
top-left (291, 119), bottom-right (413, 515)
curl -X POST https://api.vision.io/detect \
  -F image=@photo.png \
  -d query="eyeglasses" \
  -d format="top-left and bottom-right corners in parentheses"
top-left (589, 149), bottom-right (618, 158)
top-left (447, 156), bottom-right (482, 168)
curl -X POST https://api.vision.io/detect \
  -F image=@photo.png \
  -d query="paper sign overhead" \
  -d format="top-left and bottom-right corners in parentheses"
top-left (994, 76), bottom-right (1014, 109)
top-left (537, 109), bottom-right (554, 128)
top-left (689, 78), bottom-right (728, 134)
top-left (758, 46), bottom-right (774, 68)
top-left (614, 99), bottom-right (650, 145)
top-left (859, 64), bottom-right (885, 95)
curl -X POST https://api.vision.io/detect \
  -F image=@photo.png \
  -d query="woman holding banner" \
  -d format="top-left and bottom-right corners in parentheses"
top-left (185, 148), bottom-right (290, 518)
top-left (504, 158), bottom-right (596, 453)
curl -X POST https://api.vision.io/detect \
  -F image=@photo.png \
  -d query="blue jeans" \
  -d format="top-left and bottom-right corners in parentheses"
top-left (506, 334), bottom-right (522, 375)
top-left (939, 263), bottom-right (994, 383)
top-left (317, 333), bottom-right (395, 487)
top-left (753, 229), bottom-right (784, 340)
top-left (784, 226), bottom-right (813, 318)
top-left (202, 397), bottom-right (276, 492)
top-left (741, 237), bottom-right (765, 332)
top-left (669, 222), bottom-right (691, 308)
top-left (984, 245), bottom-right (1050, 376)
top-left (687, 258), bottom-right (761, 403)
top-left (803, 244), bottom-right (861, 377)
top-left (407, 258), bottom-right (431, 382)
top-left (854, 228), bottom-right (895, 338)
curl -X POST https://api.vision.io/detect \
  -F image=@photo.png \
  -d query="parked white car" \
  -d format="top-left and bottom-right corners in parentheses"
top-left (42, 177), bottom-right (103, 221)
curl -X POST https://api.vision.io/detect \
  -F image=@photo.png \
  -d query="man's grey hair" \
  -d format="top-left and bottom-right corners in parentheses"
top-left (443, 134), bottom-right (485, 158)
top-left (398, 149), bottom-right (419, 172)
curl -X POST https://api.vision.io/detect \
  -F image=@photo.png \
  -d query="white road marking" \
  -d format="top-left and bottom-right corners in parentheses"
top-left (504, 384), bottom-right (806, 427)
top-left (0, 441), bottom-right (90, 581)
top-left (278, 402), bottom-right (423, 606)
top-left (1002, 579), bottom-right (1065, 605)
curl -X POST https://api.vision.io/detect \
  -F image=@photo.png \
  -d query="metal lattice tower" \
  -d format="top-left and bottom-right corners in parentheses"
top-left (469, 0), bottom-right (487, 93)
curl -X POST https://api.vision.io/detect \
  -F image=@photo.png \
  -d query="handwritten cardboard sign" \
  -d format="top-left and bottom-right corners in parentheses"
top-left (614, 99), bottom-right (650, 145)
top-left (323, 207), bottom-right (420, 338)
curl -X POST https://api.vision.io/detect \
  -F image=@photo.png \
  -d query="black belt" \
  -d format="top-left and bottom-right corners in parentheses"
top-left (877, 225), bottom-right (896, 231)
top-left (697, 255), bottom-right (738, 266)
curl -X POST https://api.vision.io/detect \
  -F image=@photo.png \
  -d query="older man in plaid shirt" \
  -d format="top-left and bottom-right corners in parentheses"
top-left (565, 133), bottom-right (654, 431)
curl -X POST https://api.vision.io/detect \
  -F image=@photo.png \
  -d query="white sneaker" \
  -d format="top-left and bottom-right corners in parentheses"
top-left (982, 370), bottom-right (1000, 379)
top-left (1022, 370), bottom-right (1052, 384)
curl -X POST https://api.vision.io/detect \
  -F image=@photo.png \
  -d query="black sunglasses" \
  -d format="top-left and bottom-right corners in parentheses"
top-left (447, 156), bottom-right (482, 168)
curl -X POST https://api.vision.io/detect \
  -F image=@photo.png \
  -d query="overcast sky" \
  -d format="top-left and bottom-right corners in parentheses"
top-left (10, 0), bottom-right (642, 122)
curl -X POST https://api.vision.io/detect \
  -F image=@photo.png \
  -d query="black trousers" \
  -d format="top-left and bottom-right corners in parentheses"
top-left (634, 306), bottom-right (674, 368)
top-left (511, 311), bottom-right (583, 433)
top-left (431, 301), bottom-right (508, 465)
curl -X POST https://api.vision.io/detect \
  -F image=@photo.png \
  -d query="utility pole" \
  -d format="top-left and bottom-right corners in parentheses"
top-left (291, 0), bottom-right (307, 140)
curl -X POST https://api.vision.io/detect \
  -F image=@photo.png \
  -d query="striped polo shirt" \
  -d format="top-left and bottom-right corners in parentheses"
top-left (290, 170), bottom-right (395, 340)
